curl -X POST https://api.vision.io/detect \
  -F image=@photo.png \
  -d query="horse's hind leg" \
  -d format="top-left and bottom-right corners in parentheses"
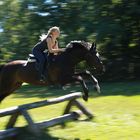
top-left (0, 94), bottom-right (7, 102)
top-left (0, 82), bottom-right (22, 103)
top-left (0, 90), bottom-right (10, 102)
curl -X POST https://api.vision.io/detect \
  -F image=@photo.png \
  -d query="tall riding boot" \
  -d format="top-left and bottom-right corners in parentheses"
top-left (38, 63), bottom-right (46, 82)
top-left (43, 64), bottom-right (49, 80)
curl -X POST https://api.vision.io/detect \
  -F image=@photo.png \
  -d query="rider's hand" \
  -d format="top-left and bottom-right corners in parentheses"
top-left (60, 48), bottom-right (65, 52)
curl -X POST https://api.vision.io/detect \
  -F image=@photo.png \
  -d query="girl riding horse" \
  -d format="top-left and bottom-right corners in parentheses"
top-left (0, 41), bottom-right (104, 102)
top-left (32, 26), bottom-right (65, 81)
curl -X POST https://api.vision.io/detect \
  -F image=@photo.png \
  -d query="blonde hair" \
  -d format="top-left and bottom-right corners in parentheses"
top-left (40, 26), bottom-right (60, 41)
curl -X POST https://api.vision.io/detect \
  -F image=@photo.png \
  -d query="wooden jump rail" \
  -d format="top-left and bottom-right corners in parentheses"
top-left (0, 92), bottom-right (93, 139)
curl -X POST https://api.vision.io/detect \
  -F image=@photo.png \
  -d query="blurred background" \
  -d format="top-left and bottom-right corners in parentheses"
top-left (0, 1), bottom-right (140, 139)
top-left (0, 0), bottom-right (139, 81)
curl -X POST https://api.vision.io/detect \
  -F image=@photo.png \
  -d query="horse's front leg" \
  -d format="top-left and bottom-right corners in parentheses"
top-left (74, 70), bottom-right (100, 93)
top-left (60, 75), bottom-right (89, 101)
top-left (73, 75), bottom-right (89, 101)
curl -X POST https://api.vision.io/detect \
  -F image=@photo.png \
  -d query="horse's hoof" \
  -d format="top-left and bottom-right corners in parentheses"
top-left (82, 95), bottom-right (88, 102)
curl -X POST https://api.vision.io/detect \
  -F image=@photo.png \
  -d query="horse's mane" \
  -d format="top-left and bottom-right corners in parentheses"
top-left (65, 40), bottom-right (91, 51)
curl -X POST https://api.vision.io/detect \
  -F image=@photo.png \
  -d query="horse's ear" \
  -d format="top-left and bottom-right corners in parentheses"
top-left (90, 42), bottom-right (96, 52)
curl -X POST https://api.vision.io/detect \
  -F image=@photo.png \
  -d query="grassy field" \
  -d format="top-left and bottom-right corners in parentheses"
top-left (0, 82), bottom-right (140, 140)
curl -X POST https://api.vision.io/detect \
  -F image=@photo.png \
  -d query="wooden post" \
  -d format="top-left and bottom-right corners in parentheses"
top-left (0, 92), bottom-right (82, 117)
top-left (63, 99), bottom-right (93, 120)
top-left (36, 111), bottom-right (81, 129)
top-left (63, 99), bottom-right (75, 115)
top-left (0, 106), bottom-right (19, 117)
top-left (0, 92), bottom-right (93, 139)
top-left (19, 92), bottom-right (82, 111)
top-left (21, 110), bottom-right (41, 135)
top-left (73, 100), bottom-right (93, 119)
top-left (6, 113), bottom-right (20, 129)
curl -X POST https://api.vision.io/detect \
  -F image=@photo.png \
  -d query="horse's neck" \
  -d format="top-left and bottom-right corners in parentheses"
top-left (66, 47), bottom-right (86, 66)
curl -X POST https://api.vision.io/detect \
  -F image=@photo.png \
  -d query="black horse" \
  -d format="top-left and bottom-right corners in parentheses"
top-left (0, 41), bottom-right (104, 102)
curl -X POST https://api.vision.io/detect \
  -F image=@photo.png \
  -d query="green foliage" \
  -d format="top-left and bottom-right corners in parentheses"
top-left (0, 0), bottom-right (139, 80)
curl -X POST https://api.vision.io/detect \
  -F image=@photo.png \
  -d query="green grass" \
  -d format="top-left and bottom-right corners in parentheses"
top-left (0, 82), bottom-right (140, 140)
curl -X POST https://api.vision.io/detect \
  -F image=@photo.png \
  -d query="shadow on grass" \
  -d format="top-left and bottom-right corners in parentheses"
top-left (13, 81), bottom-right (140, 99)
top-left (100, 81), bottom-right (140, 96)
top-left (14, 83), bottom-right (85, 99)
top-left (13, 128), bottom-right (65, 140)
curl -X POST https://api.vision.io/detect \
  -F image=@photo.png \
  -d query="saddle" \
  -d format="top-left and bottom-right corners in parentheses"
top-left (23, 54), bottom-right (38, 67)
top-left (27, 54), bottom-right (37, 62)
top-left (26, 53), bottom-right (55, 66)
top-left (25, 54), bottom-right (47, 74)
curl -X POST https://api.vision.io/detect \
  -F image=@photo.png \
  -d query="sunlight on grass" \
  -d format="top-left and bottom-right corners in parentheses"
top-left (0, 82), bottom-right (140, 140)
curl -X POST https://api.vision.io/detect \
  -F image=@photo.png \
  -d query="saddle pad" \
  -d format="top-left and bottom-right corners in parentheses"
top-left (27, 54), bottom-right (36, 62)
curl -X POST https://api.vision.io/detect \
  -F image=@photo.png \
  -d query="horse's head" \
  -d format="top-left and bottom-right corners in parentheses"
top-left (65, 40), bottom-right (104, 74)
top-left (84, 42), bottom-right (105, 74)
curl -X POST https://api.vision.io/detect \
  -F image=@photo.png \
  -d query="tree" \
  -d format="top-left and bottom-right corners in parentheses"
top-left (0, 0), bottom-right (139, 80)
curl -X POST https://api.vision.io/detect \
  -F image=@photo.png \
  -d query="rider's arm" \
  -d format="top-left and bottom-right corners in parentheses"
top-left (54, 41), bottom-right (59, 49)
top-left (46, 38), bottom-right (64, 53)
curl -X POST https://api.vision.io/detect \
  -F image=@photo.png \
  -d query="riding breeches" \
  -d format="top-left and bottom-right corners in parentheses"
top-left (32, 49), bottom-right (46, 75)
